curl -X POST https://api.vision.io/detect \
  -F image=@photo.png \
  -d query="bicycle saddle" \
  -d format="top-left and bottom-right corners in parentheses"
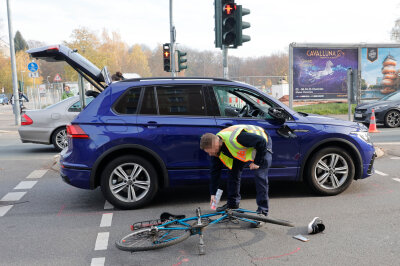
top-left (160, 212), bottom-right (186, 221)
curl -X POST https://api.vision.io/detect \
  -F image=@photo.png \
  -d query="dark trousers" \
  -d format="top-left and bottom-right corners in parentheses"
top-left (227, 152), bottom-right (272, 214)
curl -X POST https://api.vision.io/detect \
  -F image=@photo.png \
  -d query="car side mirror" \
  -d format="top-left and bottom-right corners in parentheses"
top-left (268, 107), bottom-right (286, 124)
top-left (85, 90), bottom-right (99, 98)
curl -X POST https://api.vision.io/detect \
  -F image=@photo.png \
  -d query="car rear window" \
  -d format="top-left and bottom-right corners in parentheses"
top-left (113, 87), bottom-right (141, 114)
top-left (156, 85), bottom-right (205, 116)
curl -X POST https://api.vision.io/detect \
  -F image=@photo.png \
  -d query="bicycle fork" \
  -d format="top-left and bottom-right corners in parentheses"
top-left (195, 207), bottom-right (205, 255)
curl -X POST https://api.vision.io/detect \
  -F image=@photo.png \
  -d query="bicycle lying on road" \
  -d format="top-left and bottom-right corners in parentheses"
top-left (116, 207), bottom-right (294, 255)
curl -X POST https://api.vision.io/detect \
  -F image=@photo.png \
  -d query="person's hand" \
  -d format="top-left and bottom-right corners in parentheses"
top-left (210, 195), bottom-right (216, 207)
top-left (249, 163), bottom-right (259, 170)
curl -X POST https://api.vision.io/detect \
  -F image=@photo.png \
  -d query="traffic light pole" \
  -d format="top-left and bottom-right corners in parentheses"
top-left (6, 0), bottom-right (21, 125)
top-left (223, 45), bottom-right (229, 79)
top-left (169, 0), bottom-right (176, 77)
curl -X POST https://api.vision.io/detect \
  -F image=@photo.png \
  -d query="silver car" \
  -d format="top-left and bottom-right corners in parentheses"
top-left (18, 96), bottom-right (93, 151)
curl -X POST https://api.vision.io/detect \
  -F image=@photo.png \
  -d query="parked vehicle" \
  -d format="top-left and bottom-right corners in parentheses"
top-left (18, 96), bottom-right (93, 151)
top-left (0, 94), bottom-right (9, 105)
top-left (28, 45), bottom-right (376, 209)
top-left (354, 90), bottom-right (400, 128)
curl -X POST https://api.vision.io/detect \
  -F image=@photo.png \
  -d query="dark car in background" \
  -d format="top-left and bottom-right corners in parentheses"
top-left (354, 90), bottom-right (400, 128)
top-left (28, 45), bottom-right (376, 210)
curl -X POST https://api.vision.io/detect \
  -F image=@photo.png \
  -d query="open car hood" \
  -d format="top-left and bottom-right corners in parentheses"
top-left (27, 45), bottom-right (111, 90)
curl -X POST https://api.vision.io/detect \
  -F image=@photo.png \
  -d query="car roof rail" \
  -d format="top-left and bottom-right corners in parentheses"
top-left (120, 77), bottom-right (233, 83)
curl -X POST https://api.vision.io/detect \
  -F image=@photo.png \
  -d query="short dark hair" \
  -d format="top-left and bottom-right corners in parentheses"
top-left (200, 133), bottom-right (217, 150)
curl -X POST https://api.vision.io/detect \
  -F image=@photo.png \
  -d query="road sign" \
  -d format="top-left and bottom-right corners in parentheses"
top-left (28, 62), bottom-right (38, 72)
top-left (54, 74), bottom-right (62, 82)
top-left (28, 72), bottom-right (39, 78)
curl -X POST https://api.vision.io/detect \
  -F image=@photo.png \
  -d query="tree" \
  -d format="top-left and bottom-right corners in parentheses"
top-left (126, 44), bottom-right (151, 77)
top-left (14, 31), bottom-right (28, 52)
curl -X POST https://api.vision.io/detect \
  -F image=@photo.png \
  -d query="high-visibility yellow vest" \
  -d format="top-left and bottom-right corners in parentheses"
top-left (216, 125), bottom-right (269, 169)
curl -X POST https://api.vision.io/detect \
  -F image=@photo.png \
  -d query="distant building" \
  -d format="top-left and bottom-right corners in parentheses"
top-left (271, 84), bottom-right (289, 99)
top-left (0, 39), bottom-right (10, 57)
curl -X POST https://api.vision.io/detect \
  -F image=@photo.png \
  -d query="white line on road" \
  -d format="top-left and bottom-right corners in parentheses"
top-left (0, 205), bottom-right (13, 217)
top-left (393, 178), bottom-right (400, 182)
top-left (100, 213), bottom-right (113, 228)
top-left (104, 201), bottom-right (114, 210)
top-left (375, 142), bottom-right (400, 145)
top-left (26, 169), bottom-right (48, 179)
top-left (94, 232), bottom-right (109, 250)
top-left (14, 181), bottom-right (38, 190)
top-left (375, 170), bottom-right (388, 176)
top-left (0, 192), bottom-right (26, 202)
top-left (390, 157), bottom-right (400, 160)
top-left (90, 257), bottom-right (105, 266)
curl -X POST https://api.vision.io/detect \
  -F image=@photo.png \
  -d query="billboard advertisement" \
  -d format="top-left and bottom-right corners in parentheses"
top-left (293, 48), bottom-right (358, 100)
top-left (361, 47), bottom-right (400, 99)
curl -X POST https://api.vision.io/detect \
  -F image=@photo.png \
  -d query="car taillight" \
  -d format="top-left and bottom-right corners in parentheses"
top-left (66, 124), bottom-right (89, 139)
top-left (21, 114), bottom-right (33, 125)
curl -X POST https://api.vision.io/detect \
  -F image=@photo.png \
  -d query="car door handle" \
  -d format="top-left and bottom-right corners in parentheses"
top-left (146, 121), bottom-right (158, 128)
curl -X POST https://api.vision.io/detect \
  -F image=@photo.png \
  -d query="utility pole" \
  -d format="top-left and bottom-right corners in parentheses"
top-left (223, 45), bottom-right (228, 79)
top-left (6, 0), bottom-right (21, 125)
top-left (169, 0), bottom-right (176, 77)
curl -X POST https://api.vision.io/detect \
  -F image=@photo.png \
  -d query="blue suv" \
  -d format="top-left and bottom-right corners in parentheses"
top-left (28, 45), bottom-right (376, 209)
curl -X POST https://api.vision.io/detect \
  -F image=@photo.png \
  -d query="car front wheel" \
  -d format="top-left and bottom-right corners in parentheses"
top-left (384, 110), bottom-right (400, 128)
top-left (52, 127), bottom-right (68, 152)
top-left (306, 147), bottom-right (354, 196)
top-left (101, 155), bottom-right (158, 209)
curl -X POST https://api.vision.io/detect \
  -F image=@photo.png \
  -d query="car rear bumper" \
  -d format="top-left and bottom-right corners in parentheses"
top-left (60, 166), bottom-right (92, 189)
top-left (18, 126), bottom-right (51, 144)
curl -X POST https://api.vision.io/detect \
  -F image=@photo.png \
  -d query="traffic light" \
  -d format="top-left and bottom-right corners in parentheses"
top-left (234, 5), bottom-right (251, 47)
top-left (163, 43), bottom-right (171, 72)
top-left (177, 50), bottom-right (187, 72)
top-left (215, 0), bottom-right (237, 48)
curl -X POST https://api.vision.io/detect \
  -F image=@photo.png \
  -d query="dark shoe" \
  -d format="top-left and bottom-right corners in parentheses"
top-left (250, 212), bottom-right (267, 228)
top-left (216, 203), bottom-right (239, 212)
top-left (308, 217), bottom-right (325, 234)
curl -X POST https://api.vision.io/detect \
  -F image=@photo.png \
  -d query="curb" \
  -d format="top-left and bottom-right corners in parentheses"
top-left (375, 147), bottom-right (384, 158)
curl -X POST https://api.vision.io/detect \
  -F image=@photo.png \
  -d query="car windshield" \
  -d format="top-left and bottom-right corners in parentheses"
top-left (380, 91), bottom-right (400, 101)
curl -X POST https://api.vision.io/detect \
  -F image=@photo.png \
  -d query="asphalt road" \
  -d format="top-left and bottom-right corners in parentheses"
top-left (1, 104), bottom-right (400, 266)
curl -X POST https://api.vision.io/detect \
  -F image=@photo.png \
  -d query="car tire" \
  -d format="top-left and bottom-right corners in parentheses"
top-left (52, 127), bottom-right (68, 152)
top-left (101, 155), bottom-right (158, 210)
top-left (305, 147), bottom-right (354, 196)
top-left (384, 110), bottom-right (400, 128)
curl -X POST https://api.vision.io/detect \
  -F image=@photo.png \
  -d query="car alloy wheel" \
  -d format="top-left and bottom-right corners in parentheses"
top-left (109, 163), bottom-right (151, 203)
top-left (52, 127), bottom-right (68, 152)
top-left (306, 147), bottom-right (354, 195)
top-left (385, 110), bottom-right (400, 128)
top-left (314, 153), bottom-right (348, 190)
top-left (101, 155), bottom-right (158, 209)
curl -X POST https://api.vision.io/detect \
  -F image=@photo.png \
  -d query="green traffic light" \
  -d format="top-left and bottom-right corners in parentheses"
top-left (177, 50), bottom-right (188, 72)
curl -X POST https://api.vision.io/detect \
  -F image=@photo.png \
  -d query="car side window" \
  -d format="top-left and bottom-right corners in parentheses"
top-left (156, 85), bottom-right (206, 116)
top-left (68, 97), bottom-right (94, 112)
top-left (212, 86), bottom-right (275, 119)
top-left (113, 87), bottom-right (141, 114)
top-left (139, 87), bottom-right (157, 115)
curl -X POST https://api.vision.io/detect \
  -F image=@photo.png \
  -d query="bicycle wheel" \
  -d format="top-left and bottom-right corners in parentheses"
top-left (115, 226), bottom-right (191, 252)
top-left (232, 211), bottom-right (294, 227)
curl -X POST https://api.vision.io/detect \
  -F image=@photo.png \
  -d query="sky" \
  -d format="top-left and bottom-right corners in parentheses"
top-left (1, 0), bottom-right (400, 58)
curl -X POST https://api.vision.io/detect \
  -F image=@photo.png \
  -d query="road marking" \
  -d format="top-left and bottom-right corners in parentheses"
top-left (374, 142), bottom-right (400, 145)
top-left (14, 181), bottom-right (38, 190)
top-left (90, 257), bottom-right (105, 266)
top-left (104, 201), bottom-right (114, 210)
top-left (0, 205), bottom-right (13, 217)
top-left (94, 232), bottom-right (109, 250)
top-left (375, 170), bottom-right (388, 176)
top-left (26, 169), bottom-right (48, 179)
top-left (100, 213), bottom-right (113, 228)
top-left (393, 178), bottom-right (400, 182)
top-left (1, 192), bottom-right (26, 202)
top-left (390, 157), bottom-right (400, 160)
